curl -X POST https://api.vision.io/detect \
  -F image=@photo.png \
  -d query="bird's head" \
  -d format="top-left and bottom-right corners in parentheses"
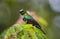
top-left (19, 9), bottom-right (26, 15)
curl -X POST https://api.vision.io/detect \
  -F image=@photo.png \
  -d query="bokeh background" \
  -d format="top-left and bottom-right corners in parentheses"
top-left (0, 0), bottom-right (60, 39)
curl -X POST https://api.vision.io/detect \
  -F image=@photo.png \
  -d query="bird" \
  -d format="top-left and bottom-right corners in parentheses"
top-left (19, 9), bottom-right (45, 34)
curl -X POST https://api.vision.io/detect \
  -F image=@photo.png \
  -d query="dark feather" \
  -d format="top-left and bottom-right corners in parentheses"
top-left (23, 18), bottom-right (45, 34)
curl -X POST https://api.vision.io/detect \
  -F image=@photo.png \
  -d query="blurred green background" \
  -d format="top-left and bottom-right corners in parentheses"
top-left (0, 0), bottom-right (30, 33)
top-left (0, 0), bottom-right (60, 39)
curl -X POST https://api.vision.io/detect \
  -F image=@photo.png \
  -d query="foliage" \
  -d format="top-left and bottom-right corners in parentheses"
top-left (0, 22), bottom-right (48, 39)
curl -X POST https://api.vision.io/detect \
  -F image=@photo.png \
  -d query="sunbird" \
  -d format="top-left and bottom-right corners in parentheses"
top-left (19, 9), bottom-right (45, 34)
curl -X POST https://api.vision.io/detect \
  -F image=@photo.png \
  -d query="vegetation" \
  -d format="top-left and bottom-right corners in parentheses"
top-left (0, 22), bottom-right (48, 39)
